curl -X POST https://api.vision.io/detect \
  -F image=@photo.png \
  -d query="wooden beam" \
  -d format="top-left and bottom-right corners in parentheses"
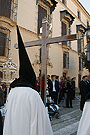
top-left (41, 21), bottom-right (47, 104)
top-left (24, 40), bottom-right (42, 47)
top-left (46, 34), bottom-right (77, 44)
top-left (24, 34), bottom-right (77, 48)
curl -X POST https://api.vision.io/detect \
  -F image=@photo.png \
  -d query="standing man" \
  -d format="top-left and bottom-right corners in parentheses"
top-left (86, 75), bottom-right (90, 93)
top-left (71, 77), bottom-right (76, 99)
top-left (79, 75), bottom-right (88, 111)
top-left (50, 75), bottom-right (59, 104)
top-left (58, 76), bottom-right (65, 104)
top-left (3, 26), bottom-right (53, 135)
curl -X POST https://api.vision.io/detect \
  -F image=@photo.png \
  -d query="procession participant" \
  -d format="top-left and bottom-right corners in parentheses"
top-left (77, 92), bottom-right (90, 135)
top-left (3, 26), bottom-right (53, 135)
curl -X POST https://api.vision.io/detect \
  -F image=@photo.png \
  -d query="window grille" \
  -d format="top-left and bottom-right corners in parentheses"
top-left (62, 22), bottom-right (67, 45)
top-left (0, 27), bottom-right (11, 57)
top-left (0, 0), bottom-right (18, 22)
top-left (38, 5), bottom-right (47, 34)
top-left (63, 51), bottom-right (69, 68)
top-left (87, 20), bottom-right (89, 27)
top-left (78, 74), bottom-right (81, 87)
top-left (62, 0), bottom-right (66, 5)
top-left (79, 57), bottom-right (83, 71)
top-left (77, 37), bottom-right (84, 53)
top-left (0, 66), bottom-right (3, 78)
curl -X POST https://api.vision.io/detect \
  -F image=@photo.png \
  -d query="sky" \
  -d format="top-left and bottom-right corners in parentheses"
top-left (79, 0), bottom-right (90, 14)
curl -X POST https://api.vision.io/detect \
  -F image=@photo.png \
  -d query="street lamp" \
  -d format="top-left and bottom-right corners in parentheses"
top-left (86, 26), bottom-right (90, 61)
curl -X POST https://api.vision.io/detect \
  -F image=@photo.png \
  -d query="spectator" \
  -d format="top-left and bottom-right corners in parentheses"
top-left (36, 77), bottom-right (41, 93)
top-left (58, 76), bottom-right (65, 104)
top-left (2, 83), bottom-right (7, 103)
top-left (47, 75), bottom-right (52, 97)
top-left (63, 78), bottom-right (67, 108)
top-left (66, 76), bottom-right (73, 108)
top-left (71, 77), bottom-right (76, 99)
top-left (79, 75), bottom-right (88, 111)
top-left (86, 75), bottom-right (90, 93)
top-left (49, 75), bottom-right (59, 104)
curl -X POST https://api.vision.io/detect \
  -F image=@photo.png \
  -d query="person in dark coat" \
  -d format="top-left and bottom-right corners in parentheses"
top-left (86, 75), bottom-right (90, 93)
top-left (71, 77), bottom-right (76, 99)
top-left (79, 75), bottom-right (88, 111)
top-left (66, 76), bottom-right (73, 108)
top-left (49, 75), bottom-right (59, 104)
top-left (58, 76), bottom-right (65, 104)
top-left (47, 75), bottom-right (52, 96)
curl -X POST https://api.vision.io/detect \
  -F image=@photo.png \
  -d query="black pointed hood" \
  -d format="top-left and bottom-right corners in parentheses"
top-left (10, 25), bottom-right (36, 89)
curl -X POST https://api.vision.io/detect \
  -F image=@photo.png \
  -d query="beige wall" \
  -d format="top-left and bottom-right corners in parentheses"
top-left (0, 0), bottom-right (90, 87)
top-left (48, 43), bottom-right (63, 76)
top-left (17, 0), bottom-right (37, 33)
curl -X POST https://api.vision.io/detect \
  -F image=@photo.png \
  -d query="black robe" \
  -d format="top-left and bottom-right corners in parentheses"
top-left (79, 80), bottom-right (88, 111)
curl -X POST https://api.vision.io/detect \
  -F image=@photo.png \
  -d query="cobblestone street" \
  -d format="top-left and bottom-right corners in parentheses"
top-left (51, 96), bottom-right (82, 135)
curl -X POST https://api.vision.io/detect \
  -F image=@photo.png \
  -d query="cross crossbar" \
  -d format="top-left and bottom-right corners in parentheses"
top-left (24, 34), bottom-right (77, 47)
top-left (23, 20), bottom-right (80, 104)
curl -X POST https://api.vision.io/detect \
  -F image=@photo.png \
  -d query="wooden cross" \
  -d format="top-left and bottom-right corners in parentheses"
top-left (24, 18), bottom-right (80, 104)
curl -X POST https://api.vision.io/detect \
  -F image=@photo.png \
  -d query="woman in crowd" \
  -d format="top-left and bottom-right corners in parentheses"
top-left (66, 76), bottom-right (73, 108)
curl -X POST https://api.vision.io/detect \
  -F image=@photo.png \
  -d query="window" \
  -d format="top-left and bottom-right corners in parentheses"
top-left (87, 20), bottom-right (89, 27)
top-left (0, 32), bottom-right (6, 56)
top-left (0, 27), bottom-right (10, 57)
top-left (0, 66), bottom-right (3, 79)
top-left (0, 0), bottom-right (18, 22)
top-left (79, 57), bottom-right (83, 71)
top-left (38, 5), bottom-right (47, 34)
top-left (78, 74), bottom-right (81, 87)
top-left (62, 0), bottom-right (66, 5)
top-left (63, 51), bottom-right (69, 68)
top-left (39, 47), bottom-right (42, 63)
top-left (77, 38), bottom-right (84, 53)
top-left (62, 22), bottom-right (67, 45)
top-left (63, 72), bottom-right (66, 79)
top-left (77, 39), bottom-right (81, 53)
top-left (77, 10), bottom-right (81, 20)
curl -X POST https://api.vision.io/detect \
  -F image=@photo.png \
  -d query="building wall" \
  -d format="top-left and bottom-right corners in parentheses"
top-left (0, 0), bottom-right (90, 87)
top-left (17, 0), bottom-right (37, 33)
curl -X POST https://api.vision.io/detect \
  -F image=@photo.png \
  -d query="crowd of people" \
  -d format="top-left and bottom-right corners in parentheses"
top-left (35, 75), bottom-right (76, 108)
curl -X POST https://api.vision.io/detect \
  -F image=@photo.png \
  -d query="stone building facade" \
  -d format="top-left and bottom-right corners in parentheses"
top-left (0, 0), bottom-right (90, 87)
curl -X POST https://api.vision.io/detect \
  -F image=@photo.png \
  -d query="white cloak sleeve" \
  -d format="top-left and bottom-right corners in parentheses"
top-left (3, 87), bottom-right (53, 135)
top-left (77, 100), bottom-right (90, 135)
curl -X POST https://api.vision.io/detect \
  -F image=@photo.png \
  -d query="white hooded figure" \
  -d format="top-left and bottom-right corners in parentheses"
top-left (77, 93), bottom-right (90, 135)
top-left (3, 26), bottom-right (53, 135)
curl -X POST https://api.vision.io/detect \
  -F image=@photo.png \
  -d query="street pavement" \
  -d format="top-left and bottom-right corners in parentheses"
top-left (51, 96), bottom-right (82, 135)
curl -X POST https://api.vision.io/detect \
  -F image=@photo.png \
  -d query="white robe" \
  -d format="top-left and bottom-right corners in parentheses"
top-left (77, 100), bottom-right (90, 135)
top-left (3, 87), bottom-right (53, 135)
